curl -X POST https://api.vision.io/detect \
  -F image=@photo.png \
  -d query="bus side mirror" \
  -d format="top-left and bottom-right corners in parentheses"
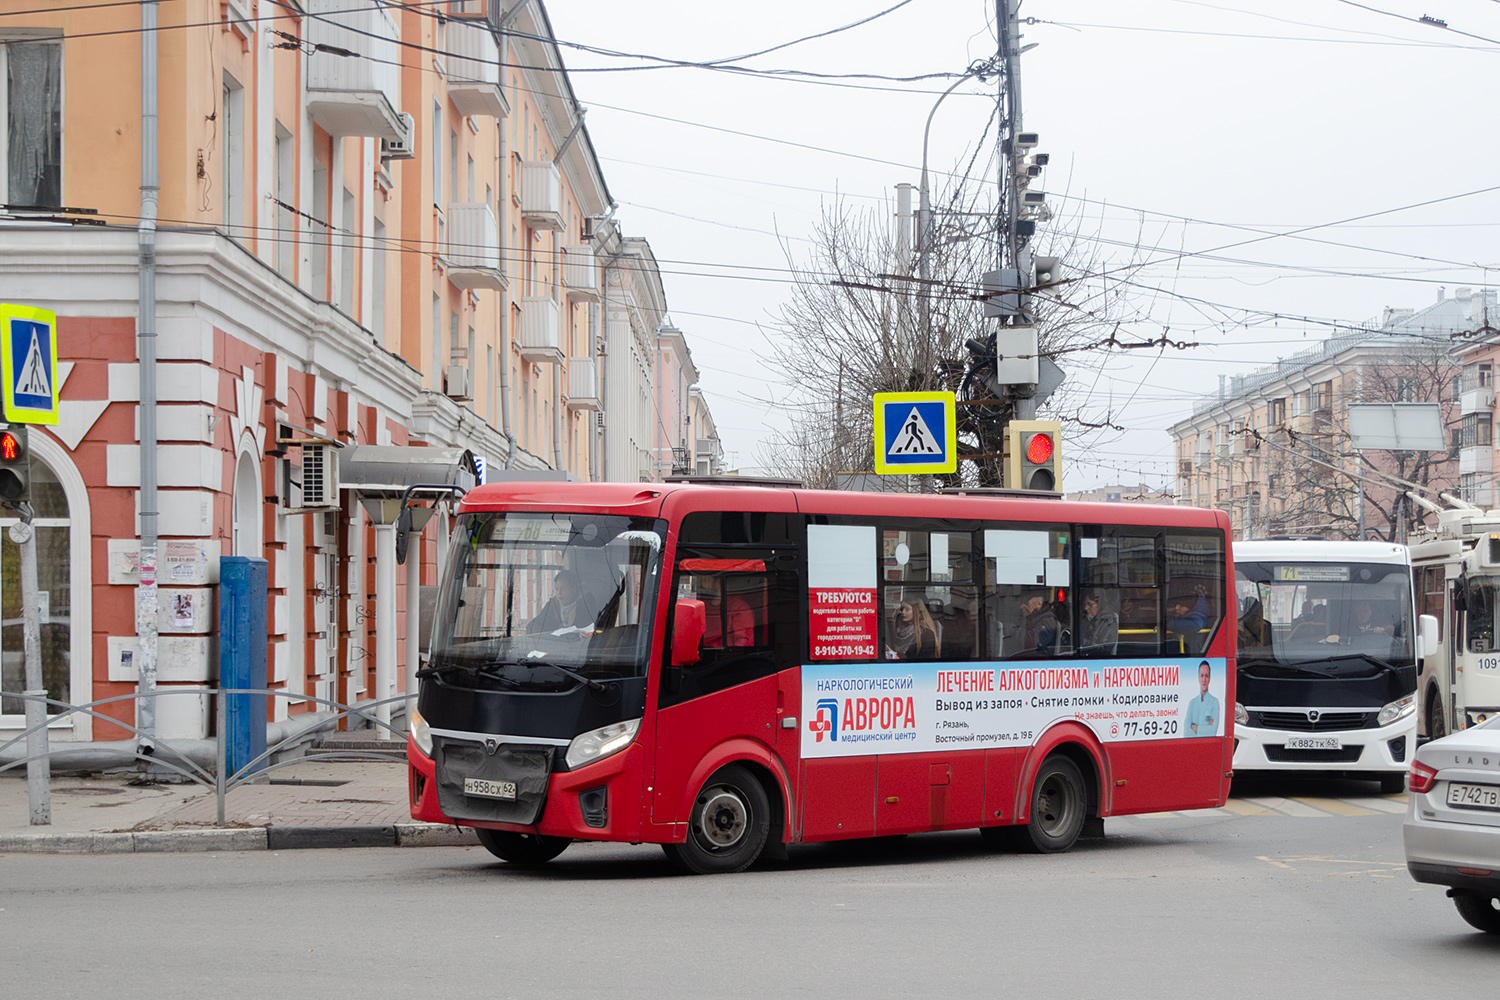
top-left (672, 599), bottom-right (706, 667)
top-left (1419, 614), bottom-right (1439, 660)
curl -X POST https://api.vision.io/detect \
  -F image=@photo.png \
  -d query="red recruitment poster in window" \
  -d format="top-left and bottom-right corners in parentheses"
top-left (809, 588), bottom-right (879, 660)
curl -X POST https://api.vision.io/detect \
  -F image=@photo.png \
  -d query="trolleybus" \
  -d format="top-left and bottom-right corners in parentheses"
top-left (407, 481), bottom-right (1235, 873)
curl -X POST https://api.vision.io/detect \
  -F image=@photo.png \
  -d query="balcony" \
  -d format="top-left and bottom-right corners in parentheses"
top-left (1462, 385), bottom-right (1494, 416)
top-left (562, 245), bottom-right (599, 302)
top-left (566, 357), bottom-right (600, 410)
top-left (446, 20), bottom-right (508, 120)
top-left (446, 203), bottom-right (505, 291)
top-left (518, 296), bottom-right (562, 364)
top-left (1460, 446), bottom-right (1493, 476)
top-left (1289, 412), bottom-right (1332, 435)
top-left (305, 1), bottom-right (410, 145)
top-left (521, 161), bottom-right (563, 231)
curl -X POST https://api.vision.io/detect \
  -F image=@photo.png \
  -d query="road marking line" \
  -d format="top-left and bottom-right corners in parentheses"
top-left (1357, 796), bottom-right (1409, 814)
top-left (1221, 799), bottom-right (1275, 816)
top-left (1293, 796), bottom-right (1378, 817)
top-left (1257, 856), bottom-right (1294, 869)
top-left (1244, 796), bottom-right (1331, 817)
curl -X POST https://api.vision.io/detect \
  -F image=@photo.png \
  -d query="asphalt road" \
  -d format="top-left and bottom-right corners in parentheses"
top-left (3, 776), bottom-right (1496, 999)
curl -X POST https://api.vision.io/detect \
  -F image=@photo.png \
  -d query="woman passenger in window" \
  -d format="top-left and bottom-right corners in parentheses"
top-left (889, 599), bottom-right (939, 659)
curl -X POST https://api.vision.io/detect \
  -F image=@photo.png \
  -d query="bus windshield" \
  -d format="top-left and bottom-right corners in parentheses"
top-left (1235, 560), bottom-right (1415, 673)
top-left (427, 512), bottom-right (666, 692)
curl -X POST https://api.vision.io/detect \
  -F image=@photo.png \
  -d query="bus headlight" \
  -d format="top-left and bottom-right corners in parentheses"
top-left (1377, 695), bottom-right (1416, 727)
top-left (1235, 702), bottom-right (1248, 726)
top-left (410, 707), bottom-right (433, 757)
top-left (566, 718), bottom-right (641, 770)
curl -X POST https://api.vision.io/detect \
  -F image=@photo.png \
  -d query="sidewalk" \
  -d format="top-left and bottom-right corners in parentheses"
top-left (0, 756), bottom-right (479, 854)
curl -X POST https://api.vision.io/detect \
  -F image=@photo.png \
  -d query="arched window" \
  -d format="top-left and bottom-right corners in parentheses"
top-left (1, 457), bottom-right (71, 718)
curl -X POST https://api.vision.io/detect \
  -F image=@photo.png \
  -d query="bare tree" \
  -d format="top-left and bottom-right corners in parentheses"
top-left (757, 170), bottom-right (1148, 488)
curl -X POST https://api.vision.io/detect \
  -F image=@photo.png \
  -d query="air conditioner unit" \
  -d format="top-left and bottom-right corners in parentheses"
top-left (301, 444), bottom-right (340, 509)
top-left (445, 364), bottom-right (473, 400)
top-left (381, 113), bottom-right (416, 159)
top-left (581, 217), bottom-right (596, 242)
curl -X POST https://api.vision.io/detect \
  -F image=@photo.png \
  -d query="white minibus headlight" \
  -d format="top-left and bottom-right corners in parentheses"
top-left (566, 718), bottom-right (641, 770)
top-left (1235, 702), bottom-right (1248, 726)
top-left (410, 706), bottom-right (433, 757)
top-left (1377, 695), bottom-right (1415, 727)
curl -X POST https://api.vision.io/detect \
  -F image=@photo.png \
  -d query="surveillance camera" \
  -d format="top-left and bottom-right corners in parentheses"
top-left (1031, 152), bottom-right (1050, 166)
top-left (1022, 190), bottom-right (1047, 205)
top-left (1023, 163), bottom-right (1042, 178)
top-left (1015, 132), bottom-right (1040, 149)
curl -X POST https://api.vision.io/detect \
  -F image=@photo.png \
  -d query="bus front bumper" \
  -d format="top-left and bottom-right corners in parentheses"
top-left (1231, 715), bottom-right (1415, 775)
top-left (407, 737), bottom-right (648, 842)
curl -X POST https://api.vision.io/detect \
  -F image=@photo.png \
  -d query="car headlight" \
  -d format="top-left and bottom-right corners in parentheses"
top-left (1235, 702), bottom-right (1248, 726)
top-left (410, 706), bottom-right (433, 757)
top-left (566, 718), bottom-right (641, 770)
top-left (1377, 694), bottom-right (1416, 726)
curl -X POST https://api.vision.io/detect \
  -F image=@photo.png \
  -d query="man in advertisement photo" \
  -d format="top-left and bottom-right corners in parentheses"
top-left (1184, 660), bottom-right (1220, 737)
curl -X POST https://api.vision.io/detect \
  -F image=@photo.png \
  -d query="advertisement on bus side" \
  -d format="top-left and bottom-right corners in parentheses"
top-left (801, 657), bottom-right (1228, 757)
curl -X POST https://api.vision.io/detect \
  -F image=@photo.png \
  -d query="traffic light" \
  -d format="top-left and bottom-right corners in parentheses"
top-left (1006, 419), bottom-right (1061, 492)
top-left (0, 424), bottom-right (29, 502)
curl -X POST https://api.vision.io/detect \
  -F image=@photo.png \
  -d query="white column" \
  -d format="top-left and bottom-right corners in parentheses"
top-left (374, 521), bottom-right (397, 735)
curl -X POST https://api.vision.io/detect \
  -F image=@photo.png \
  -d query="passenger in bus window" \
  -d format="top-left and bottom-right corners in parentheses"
top-left (940, 591), bottom-right (978, 660)
top-left (1166, 595), bottom-right (1209, 653)
top-left (1184, 660), bottom-right (1220, 737)
top-left (1019, 590), bottom-right (1060, 655)
top-left (889, 599), bottom-right (939, 659)
top-left (1082, 592), bottom-right (1119, 650)
top-left (528, 570), bottom-right (598, 634)
top-left (1238, 598), bottom-right (1271, 651)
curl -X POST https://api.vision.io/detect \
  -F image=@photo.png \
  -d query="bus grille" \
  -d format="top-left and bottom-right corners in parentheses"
top-left (1264, 746), bottom-right (1364, 763)
top-left (1254, 711), bottom-right (1373, 732)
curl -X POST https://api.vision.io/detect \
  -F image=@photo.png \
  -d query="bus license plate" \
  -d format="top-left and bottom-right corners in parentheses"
top-left (1446, 782), bottom-right (1500, 811)
top-left (464, 777), bottom-right (518, 801)
top-left (1285, 736), bottom-right (1341, 751)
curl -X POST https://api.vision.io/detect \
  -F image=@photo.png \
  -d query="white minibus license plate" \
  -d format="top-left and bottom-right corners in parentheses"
top-left (1285, 736), bottom-right (1341, 751)
top-left (464, 777), bottom-right (518, 800)
top-left (1446, 782), bottom-right (1500, 811)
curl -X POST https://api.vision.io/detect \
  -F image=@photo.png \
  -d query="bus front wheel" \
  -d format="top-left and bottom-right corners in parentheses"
top-left (663, 764), bottom-right (770, 875)
top-left (1016, 754), bottom-right (1088, 854)
top-left (1427, 692), bottom-right (1447, 741)
top-left (475, 828), bottom-right (572, 865)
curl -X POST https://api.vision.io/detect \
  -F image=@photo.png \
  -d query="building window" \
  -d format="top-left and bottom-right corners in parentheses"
top-left (1461, 413), bottom-right (1492, 448)
top-left (1269, 398), bottom-right (1286, 424)
top-left (432, 100), bottom-right (442, 205)
top-left (1, 39), bottom-right (61, 206)
top-left (1, 457), bottom-right (70, 721)
top-left (222, 74), bottom-right (245, 233)
top-left (274, 122), bottom-right (296, 279)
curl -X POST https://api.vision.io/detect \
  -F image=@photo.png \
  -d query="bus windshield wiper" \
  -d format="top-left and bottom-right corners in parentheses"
top-left (1321, 652), bottom-right (1396, 674)
top-left (519, 653), bottom-right (609, 694)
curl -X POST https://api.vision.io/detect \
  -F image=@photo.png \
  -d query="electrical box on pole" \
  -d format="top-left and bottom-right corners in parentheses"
top-left (1005, 419), bottom-right (1062, 492)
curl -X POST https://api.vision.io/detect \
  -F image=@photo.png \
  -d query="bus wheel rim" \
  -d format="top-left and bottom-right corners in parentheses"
top-left (1037, 776), bottom-right (1071, 836)
top-left (697, 788), bottom-right (748, 849)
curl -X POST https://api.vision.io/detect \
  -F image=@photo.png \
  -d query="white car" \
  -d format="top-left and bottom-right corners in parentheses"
top-left (1403, 715), bottom-right (1500, 934)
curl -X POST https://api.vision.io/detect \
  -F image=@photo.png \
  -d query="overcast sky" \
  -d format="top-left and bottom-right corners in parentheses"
top-left (544, 0), bottom-right (1500, 490)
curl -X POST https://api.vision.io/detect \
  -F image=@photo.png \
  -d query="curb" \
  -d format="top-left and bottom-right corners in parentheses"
top-left (0, 821), bottom-right (478, 855)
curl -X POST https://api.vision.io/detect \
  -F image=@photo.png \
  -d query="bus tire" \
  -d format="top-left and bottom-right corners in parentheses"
top-left (1453, 892), bottom-right (1500, 934)
top-left (1427, 692), bottom-right (1447, 741)
top-left (475, 828), bottom-right (572, 865)
top-left (663, 764), bottom-right (770, 875)
top-left (1016, 754), bottom-right (1088, 854)
top-left (1378, 773), bottom-right (1406, 795)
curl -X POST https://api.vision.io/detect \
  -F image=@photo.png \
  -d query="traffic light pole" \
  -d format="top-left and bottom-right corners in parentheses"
top-left (10, 511), bottom-right (51, 824)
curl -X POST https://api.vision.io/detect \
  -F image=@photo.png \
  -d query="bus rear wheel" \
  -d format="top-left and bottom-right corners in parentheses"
top-left (663, 764), bottom-right (770, 875)
top-left (475, 828), bottom-right (572, 865)
top-left (1016, 754), bottom-right (1088, 854)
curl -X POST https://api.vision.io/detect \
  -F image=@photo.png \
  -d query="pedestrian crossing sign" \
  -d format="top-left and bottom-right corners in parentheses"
top-left (874, 391), bottom-right (957, 475)
top-left (0, 304), bottom-right (59, 426)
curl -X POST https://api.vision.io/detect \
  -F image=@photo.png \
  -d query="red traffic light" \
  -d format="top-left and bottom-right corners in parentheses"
top-left (1025, 432), bottom-right (1054, 465)
top-left (0, 430), bottom-right (22, 462)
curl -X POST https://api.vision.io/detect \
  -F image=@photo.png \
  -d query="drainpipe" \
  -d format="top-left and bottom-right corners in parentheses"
top-left (136, 0), bottom-right (161, 756)
top-left (498, 3), bottom-right (531, 468)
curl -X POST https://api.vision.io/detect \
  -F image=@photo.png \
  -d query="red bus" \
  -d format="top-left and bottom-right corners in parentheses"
top-left (407, 481), bottom-right (1235, 873)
